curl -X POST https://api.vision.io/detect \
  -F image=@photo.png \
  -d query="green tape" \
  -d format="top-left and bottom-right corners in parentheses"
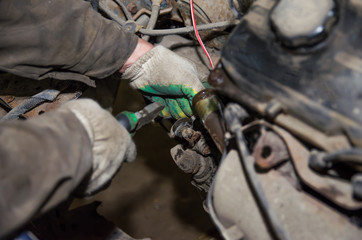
top-left (122, 111), bottom-right (138, 131)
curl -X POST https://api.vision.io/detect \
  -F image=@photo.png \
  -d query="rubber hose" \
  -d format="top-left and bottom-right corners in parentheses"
top-left (324, 148), bottom-right (362, 166)
top-left (114, 0), bottom-right (133, 20)
top-left (143, 1), bottom-right (161, 41)
top-left (139, 20), bottom-right (238, 36)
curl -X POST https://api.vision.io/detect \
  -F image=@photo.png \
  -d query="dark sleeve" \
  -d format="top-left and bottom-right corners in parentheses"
top-left (0, 109), bottom-right (93, 238)
top-left (0, 0), bottom-right (138, 85)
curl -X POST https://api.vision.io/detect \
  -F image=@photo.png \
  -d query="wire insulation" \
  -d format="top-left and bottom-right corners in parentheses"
top-left (190, 0), bottom-right (214, 69)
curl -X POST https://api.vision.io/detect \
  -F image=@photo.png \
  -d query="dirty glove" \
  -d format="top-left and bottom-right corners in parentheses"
top-left (122, 46), bottom-right (205, 119)
top-left (61, 99), bottom-right (136, 196)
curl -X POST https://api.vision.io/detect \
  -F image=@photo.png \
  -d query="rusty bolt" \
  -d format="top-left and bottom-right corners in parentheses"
top-left (127, 2), bottom-right (138, 15)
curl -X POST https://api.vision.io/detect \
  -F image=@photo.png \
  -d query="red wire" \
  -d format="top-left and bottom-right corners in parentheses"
top-left (190, 0), bottom-right (214, 69)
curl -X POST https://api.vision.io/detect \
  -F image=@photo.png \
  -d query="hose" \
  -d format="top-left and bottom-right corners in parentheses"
top-left (143, 0), bottom-right (162, 41)
top-left (139, 20), bottom-right (238, 36)
top-left (114, 0), bottom-right (133, 20)
top-left (99, 1), bottom-right (238, 37)
top-left (324, 148), bottom-right (362, 166)
top-left (309, 148), bottom-right (362, 173)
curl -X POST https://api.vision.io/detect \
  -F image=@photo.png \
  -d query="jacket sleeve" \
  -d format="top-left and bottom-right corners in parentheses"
top-left (0, 109), bottom-right (94, 238)
top-left (0, 0), bottom-right (138, 85)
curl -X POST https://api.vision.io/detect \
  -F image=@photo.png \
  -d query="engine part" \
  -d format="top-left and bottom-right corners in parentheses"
top-left (99, 0), bottom-right (172, 28)
top-left (224, 103), bottom-right (289, 240)
top-left (270, 0), bottom-right (338, 48)
top-left (210, 0), bottom-right (362, 150)
top-left (206, 107), bottom-right (362, 239)
top-left (207, 148), bottom-right (362, 240)
top-left (170, 144), bottom-right (216, 192)
top-left (176, 0), bottom-right (242, 48)
top-left (170, 118), bottom-right (211, 156)
top-left (192, 88), bottom-right (226, 153)
top-left (99, 0), bottom-right (239, 38)
top-left (252, 127), bottom-right (290, 171)
top-left (274, 124), bottom-right (362, 210)
top-left (169, 116), bottom-right (219, 192)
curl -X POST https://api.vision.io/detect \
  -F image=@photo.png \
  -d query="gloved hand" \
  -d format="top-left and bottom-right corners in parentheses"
top-left (61, 99), bottom-right (136, 196)
top-left (122, 46), bottom-right (205, 119)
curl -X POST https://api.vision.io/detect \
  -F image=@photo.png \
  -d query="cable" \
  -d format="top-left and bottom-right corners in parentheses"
top-left (190, 0), bottom-right (214, 69)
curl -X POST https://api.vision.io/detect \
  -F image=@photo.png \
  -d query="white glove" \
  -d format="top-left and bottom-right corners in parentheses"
top-left (61, 99), bottom-right (136, 196)
top-left (122, 45), bottom-right (205, 119)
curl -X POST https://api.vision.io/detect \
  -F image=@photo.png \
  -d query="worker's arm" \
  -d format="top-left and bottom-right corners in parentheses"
top-left (0, 0), bottom-right (139, 86)
top-left (0, 99), bottom-right (135, 239)
top-left (0, 0), bottom-right (206, 119)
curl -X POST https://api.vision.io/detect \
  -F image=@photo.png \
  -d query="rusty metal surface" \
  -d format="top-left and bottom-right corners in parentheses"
top-left (211, 58), bottom-right (360, 208)
top-left (242, 121), bottom-right (299, 187)
top-left (192, 0), bottom-right (236, 23)
top-left (208, 149), bottom-right (362, 240)
top-left (219, 0), bottom-right (362, 148)
top-left (170, 118), bottom-right (212, 156)
top-left (0, 76), bottom-right (85, 119)
top-left (170, 144), bottom-right (216, 192)
top-left (1, 91), bottom-right (82, 119)
top-left (103, 0), bottom-right (173, 21)
top-left (176, 0), bottom-right (235, 49)
top-left (252, 127), bottom-right (290, 171)
top-left (208, 67), bottom-right (352, 152)
top-left (269, 122), bottom-right (362, 210)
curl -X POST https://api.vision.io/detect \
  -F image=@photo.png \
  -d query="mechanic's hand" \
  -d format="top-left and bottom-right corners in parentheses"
top-left (61, 99), bottom-right (136, 196)
top-left (122, 46), bottom-right (205, 119)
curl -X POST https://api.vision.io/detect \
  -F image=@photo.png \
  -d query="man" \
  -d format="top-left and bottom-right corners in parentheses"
top-left (0, 0), bottom-right (205, 238)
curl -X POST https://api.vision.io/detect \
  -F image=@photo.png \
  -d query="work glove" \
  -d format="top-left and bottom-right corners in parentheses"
top-left (122, 46), bottom-right (205, 119)
top-left (61, 99), bottom-right (136, 196)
